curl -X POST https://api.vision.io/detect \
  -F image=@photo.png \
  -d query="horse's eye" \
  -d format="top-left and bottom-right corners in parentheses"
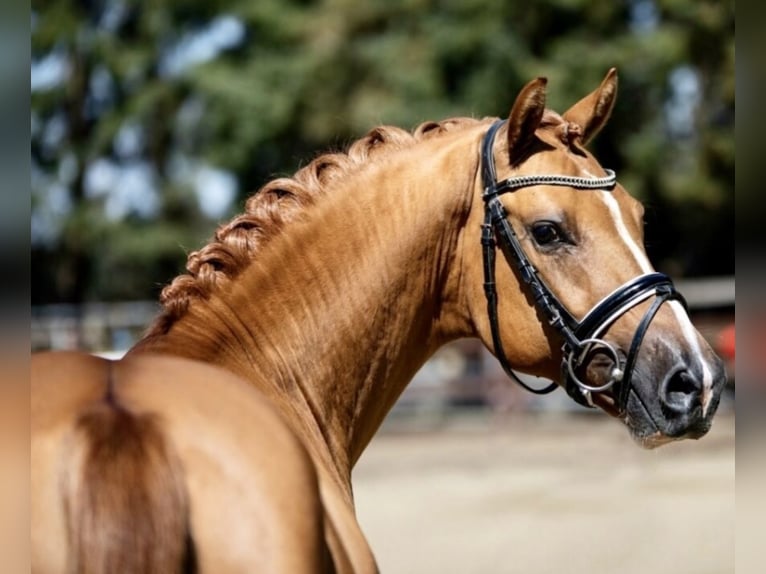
top-left (531, 221), bottom-right (564, 246)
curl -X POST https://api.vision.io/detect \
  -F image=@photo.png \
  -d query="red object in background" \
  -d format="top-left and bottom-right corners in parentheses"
top-left (717, 323), bottom-right (735, 361)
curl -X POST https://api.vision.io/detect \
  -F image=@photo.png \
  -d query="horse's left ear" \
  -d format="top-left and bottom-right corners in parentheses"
top-left (506, 77), bottom-right (548, 165)
top-left (562, 68), bottom-right (618, 145)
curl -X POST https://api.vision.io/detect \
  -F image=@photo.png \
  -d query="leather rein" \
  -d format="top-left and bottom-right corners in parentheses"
top-left (479, 120), bottom-right (686, 411)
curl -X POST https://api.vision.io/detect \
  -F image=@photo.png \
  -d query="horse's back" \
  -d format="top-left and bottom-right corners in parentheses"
top-left (31, 351), bottom-right (330, 573)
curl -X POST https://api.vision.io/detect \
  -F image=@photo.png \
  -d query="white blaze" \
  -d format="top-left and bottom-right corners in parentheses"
top-left (597, 190), bottom-right (714, 410)
top-left (598, 190), bottom-right (653, 273)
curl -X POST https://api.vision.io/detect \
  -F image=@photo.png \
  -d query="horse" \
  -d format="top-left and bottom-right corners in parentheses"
top-left (31, 69), bottom-right (727, 573)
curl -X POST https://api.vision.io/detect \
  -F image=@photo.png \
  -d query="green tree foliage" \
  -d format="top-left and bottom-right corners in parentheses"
top-left (31, 0), bottom-right (734, 304)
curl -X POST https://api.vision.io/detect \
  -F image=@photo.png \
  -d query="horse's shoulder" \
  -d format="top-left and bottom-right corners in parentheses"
top-left (118, 354), bottom-right (311, 462)
top-left (32, 351), bottom-right (313, 481)
top-left (32, 351), bottom-right (334, 572)
top-left (38, 353), bottom-right (302, 450)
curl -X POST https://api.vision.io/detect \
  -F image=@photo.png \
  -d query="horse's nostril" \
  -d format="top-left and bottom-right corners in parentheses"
top-left (668, 369), bottom-right (699, 396)
top-left (661, 368), bottom-right (702, 413)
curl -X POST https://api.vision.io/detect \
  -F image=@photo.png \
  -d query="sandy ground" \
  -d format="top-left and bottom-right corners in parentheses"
top-left (353, 410), bottom-right (735, 574)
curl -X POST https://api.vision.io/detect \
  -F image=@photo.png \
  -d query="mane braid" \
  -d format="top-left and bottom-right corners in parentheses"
top-left (146, 117), bottom-right (484, 337)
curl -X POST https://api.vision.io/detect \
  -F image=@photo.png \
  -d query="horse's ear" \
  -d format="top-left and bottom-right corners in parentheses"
top-left (506, 77), bottom-right (548, 165)
top-left (562, 68), bottom-right (618, 145)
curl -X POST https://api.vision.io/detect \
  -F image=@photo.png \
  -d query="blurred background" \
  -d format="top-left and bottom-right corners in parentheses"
top-left (31, 1), bottom-right (736, 573)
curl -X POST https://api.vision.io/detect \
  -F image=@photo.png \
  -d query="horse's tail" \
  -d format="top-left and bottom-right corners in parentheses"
top-left (62, 400), bottom-right (191, 574)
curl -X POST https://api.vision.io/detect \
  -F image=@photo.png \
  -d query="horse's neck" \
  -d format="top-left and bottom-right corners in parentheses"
top-left (134, 127), bottom-right (482, 495)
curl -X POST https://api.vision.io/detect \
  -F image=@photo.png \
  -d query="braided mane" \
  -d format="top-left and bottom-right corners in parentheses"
top-left (148, 117), bottom-right (484, 336)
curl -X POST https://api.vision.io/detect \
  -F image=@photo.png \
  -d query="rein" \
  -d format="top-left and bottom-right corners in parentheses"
top-left (479, 120), bottom-right (686, 411)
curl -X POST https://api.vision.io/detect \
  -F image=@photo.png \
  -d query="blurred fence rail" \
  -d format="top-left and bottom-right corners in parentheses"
top-left (32, 300), bottom-right (160, 357)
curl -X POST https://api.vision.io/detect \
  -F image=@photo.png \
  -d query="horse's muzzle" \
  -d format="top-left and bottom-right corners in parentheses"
top-left (625, 351), bottom-right (727, 443)
top-left (657, 357), bottom-right (727, 438)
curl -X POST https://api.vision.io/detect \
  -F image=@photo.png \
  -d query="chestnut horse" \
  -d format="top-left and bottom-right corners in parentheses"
top-left (31, 70), bottom-right (726, 573)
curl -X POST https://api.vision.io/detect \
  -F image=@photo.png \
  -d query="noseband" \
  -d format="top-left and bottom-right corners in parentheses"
top-left (480, 120), bottom-right (686, 411)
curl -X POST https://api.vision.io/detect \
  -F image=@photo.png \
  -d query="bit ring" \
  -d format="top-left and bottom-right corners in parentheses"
top-left (566, 338), bottom-right (623, 393)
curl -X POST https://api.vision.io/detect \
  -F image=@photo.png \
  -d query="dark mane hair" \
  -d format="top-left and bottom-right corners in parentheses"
top-left (148, 117), bottom-right (484, 336)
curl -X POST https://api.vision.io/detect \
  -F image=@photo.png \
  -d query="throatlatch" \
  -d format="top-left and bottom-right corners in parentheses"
top-left (479, 120), bottom-right (686, 410)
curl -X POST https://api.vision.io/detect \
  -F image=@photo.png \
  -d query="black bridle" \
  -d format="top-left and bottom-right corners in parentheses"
top-left (480, 120), bottom-right (686, 411)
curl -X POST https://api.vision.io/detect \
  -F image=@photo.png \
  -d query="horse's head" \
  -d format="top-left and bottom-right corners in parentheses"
top-left (464, 69), bottom-right (726, 447)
